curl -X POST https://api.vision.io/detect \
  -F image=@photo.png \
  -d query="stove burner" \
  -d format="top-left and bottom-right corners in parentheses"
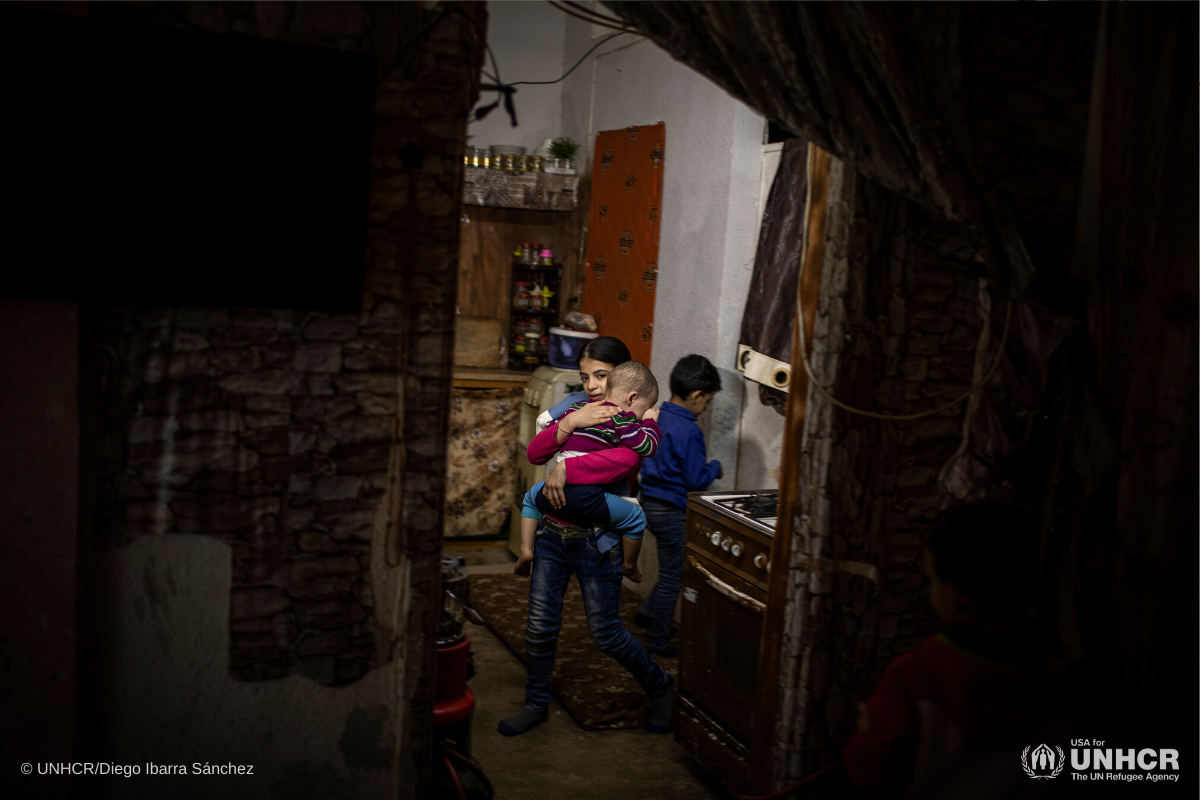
top-left (712, 491), bottom-right (779, 520)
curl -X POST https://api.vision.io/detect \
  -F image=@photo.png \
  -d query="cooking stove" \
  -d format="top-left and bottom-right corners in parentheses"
top-left (676, 489), bottom-right (780, 796)
top-left (696, 490), bottom-right (779, 535)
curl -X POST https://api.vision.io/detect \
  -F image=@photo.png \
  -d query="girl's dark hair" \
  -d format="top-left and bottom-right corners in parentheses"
top-left (578, 336), bottom-right (631, 368)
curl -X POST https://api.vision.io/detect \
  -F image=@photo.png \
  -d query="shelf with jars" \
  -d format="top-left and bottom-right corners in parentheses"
top-left (463, 167), bottom-right (578, 211)
top-left (462, 148), bottom-right (577, 211)
top-left (509, 250), bottom-right (563, 370)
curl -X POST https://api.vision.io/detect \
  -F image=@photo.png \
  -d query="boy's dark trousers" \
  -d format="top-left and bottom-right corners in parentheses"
top-left (638, 497), bottom-right (686, 652)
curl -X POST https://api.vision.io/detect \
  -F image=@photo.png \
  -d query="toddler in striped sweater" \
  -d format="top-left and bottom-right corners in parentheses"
top-left (515, 360), bottom-right (660, 576)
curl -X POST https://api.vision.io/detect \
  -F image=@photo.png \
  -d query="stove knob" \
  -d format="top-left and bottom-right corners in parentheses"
top-left (720, 536), bottom-right (732, 551)
top-left (730, 541), bottom-right (743, 557)
top-left (754, 554), bottom-right (768, 570)
top-left (709, 531), bottom-right (722, 547)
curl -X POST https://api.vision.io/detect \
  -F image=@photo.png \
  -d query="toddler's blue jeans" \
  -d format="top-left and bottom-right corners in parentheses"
top-left (523, 521), bottom-right (670, 713)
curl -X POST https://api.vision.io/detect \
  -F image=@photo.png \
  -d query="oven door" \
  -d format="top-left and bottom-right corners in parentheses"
top-left (679, 550), bottom-right (766, 742)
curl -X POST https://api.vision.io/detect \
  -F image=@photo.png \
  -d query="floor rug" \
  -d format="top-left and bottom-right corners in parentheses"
top-left (470, 573), bottom-right (678, 730)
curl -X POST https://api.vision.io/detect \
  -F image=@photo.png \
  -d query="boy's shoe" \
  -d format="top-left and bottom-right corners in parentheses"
top-left (648, 644), bottom-right (679, 658)
top-left (644, 674), bottom-right (676, 733)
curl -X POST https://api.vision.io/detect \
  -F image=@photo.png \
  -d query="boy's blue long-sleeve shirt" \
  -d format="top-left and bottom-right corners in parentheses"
top-left (640, 402), bottom-right (721, 510)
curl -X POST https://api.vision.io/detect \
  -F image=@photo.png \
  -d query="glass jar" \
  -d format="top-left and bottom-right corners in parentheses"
top-left (528, 283), bottom-right (543, 310)
top-left (520, 242), bottom-right (535, 265)
top-left (539, 248), bottom-right (554, 266)
top-left (524, 332), bottom-right (541, 357)
top-left (517, 155), bottom-right (529, 172)
top-left (528, 155), bottom-right (542, 173)
top-left (527, 318), bottom-right (544, 337)
top-left (512, 282), bottom-right (530, 310)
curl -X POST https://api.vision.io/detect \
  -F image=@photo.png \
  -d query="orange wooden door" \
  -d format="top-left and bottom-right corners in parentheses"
top-left (582, 123), bottom-right (664, 365)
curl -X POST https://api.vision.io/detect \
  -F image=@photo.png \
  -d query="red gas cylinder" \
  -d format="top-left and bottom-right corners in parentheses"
top-left (434, 632), bottom-right (475, 726)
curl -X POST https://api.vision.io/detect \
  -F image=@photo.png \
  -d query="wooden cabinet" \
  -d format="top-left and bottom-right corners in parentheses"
top-left (509, 262), bottom-right (562, 370)
top-left (457, 202), bottom-right (587, 352)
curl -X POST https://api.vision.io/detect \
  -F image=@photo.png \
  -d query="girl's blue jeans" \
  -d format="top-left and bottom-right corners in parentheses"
top-left (523, 522), bottom-right (670, 713)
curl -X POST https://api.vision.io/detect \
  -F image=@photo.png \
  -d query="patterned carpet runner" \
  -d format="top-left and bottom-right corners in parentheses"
top-left (470, 573), bottom-right (678, 730)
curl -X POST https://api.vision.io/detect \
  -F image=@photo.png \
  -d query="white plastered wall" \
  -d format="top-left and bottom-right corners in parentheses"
top-left (560, 12), bottom-right (775, 490)
top-left (474, 3), bottom-right (787, 594)
top-left (468, 1), bottom-right (569, 155)
top-left (556, 8), bottom-right (785, 597)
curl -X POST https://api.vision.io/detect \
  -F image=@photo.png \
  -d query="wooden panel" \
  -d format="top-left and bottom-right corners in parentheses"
top-left (581, 124), bottom-right (664, 365)
top-left (457, 204), bottom-right (585, 330)
top-left (452, 366), bottom-right (532, 383)
top-left (451, 379), bottom-right (526, 389)
top-left (747, 143), bottom-right (831, 794)
top-left (453, 316), bottom-right (503, 368)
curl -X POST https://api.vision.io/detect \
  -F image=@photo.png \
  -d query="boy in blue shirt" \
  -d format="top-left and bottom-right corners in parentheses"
top-left (637, 354), bottom-right (723, 656)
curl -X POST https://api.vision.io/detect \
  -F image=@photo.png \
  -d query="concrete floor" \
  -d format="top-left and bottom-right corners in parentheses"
top-left (446, 547), bottom-right (732, 800)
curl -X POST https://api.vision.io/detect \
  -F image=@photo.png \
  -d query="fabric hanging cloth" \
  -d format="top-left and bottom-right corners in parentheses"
top-left (604, 1), bottom-right (1037, 295)
top-left (738, 138), bottom-right (810, 406)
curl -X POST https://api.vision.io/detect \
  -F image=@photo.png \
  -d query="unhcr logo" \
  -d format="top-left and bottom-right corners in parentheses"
top-left (1021, 744), bottom-right (1064, 779)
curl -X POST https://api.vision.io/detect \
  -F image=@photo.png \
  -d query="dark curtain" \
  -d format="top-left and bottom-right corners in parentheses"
top-left (739, 137), bottom-right (807, 408)
top-left (604, 1), bottom-right (1035, 294)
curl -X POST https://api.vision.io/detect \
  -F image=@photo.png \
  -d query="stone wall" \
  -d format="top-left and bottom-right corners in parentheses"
top-left (96, 305), bottom-right (399, 685)
top-left (80, 2), bottom-right (483, 796)
top-left (767, 8), bottom-right (1104, 783)
top-left (771, 160), bottom-right (986, 783)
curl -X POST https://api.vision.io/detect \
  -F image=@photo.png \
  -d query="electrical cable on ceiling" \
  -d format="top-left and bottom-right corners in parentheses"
top-left (508, 31), bottom-right (628, 86)
top-left (548, 1), bottom-right (638, 32)
top-left (446, 4), bottom-right (519, 127)
top-left (560, 0), bottom-right (629, 27)
top-left (462, 1), bottom-right (639, 124)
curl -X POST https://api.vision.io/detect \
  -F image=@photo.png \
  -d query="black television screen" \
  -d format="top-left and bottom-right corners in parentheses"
top-left (0, 9), bottom-right (376, 312)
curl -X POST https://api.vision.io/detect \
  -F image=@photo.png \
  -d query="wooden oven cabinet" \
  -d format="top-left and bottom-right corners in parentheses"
top-left (675, 496), bottom-right (772, 797)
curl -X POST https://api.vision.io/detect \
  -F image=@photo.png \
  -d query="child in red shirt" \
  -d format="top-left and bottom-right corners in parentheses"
top-left (843, 502), bottom-right (1065, 799)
